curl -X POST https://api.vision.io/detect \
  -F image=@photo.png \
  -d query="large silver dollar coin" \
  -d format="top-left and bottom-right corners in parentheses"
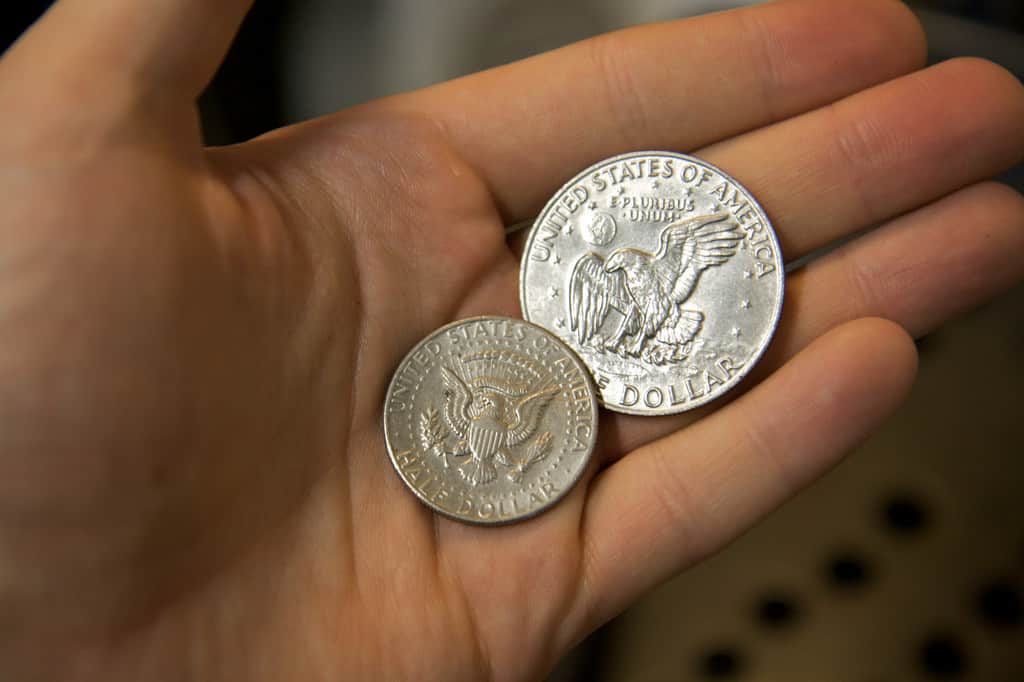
top-left (520, 152), bottom-right (784, 416)
top-left (383, 317), bottom-right (599, 525)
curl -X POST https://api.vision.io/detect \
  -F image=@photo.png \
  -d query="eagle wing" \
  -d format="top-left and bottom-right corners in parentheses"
top-left (506, 385), bottom-right (559, 448)
top-left (440, 366), bottom-right (472, 437)
top-left (569, 253), bottom-right (632, 345)
top-left (653, 214), bottom-right (744, 303)
top-left (685, 214), bottom-right (744, 269)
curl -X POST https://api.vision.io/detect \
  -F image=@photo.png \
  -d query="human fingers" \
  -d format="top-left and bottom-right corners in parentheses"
top-left (500, 57), bottom-right (1023, 273)
top-left (371, 0), bottom-right (926, 222)
top-left (1, 0), bottom-right (253, 104)
top-left (699, 57), bottom-right (1024, 257)
top-left (486, 57), bottom-right (1022, 459)
top-left (563, 318), bottom-right (917, 642)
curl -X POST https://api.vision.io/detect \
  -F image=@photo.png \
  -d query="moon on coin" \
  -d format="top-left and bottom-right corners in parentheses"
top-left (582, 212), bottom-right (617, 246)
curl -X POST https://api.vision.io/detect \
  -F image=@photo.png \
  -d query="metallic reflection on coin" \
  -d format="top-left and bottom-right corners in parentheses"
top-left (520, 152), bottom-right (784, 416)
top-left (383, 317), bottom-right (599, 525)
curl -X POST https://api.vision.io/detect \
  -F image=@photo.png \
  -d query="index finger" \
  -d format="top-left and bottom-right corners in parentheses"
top-left (381, 0), bottom-right (927, 222)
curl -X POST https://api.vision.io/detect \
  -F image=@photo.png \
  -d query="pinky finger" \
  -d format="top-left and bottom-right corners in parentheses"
top-left (563, 317), bottom-right (918, 643)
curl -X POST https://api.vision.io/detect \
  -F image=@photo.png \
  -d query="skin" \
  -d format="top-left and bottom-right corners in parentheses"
top-left (0, 0), bottom-right (1022, 680)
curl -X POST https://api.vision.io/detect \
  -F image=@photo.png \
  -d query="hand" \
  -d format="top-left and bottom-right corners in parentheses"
top-left (1, 1), bottom-right (1022, 680)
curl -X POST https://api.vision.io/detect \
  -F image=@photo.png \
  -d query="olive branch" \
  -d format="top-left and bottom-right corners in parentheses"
top-left (418, 407), bottom-right (451, 467)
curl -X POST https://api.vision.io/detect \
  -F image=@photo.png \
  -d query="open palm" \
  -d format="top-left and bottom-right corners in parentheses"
top-left (3, 1), bottom-right (1023, 680)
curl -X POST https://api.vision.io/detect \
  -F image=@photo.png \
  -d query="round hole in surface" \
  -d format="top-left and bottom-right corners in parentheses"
top-left (755, 593), bottom-right (800, 629)
top-left (919, 633), bottom-right (968, 679)
top-left (826, 552), bottom-right (873, 590)
top-left (976, 579), bottom-right (1023, 629)
top-left (881, 493), bottom-right (930, 536)
top-left (698, 646), bottom-right (745, 678)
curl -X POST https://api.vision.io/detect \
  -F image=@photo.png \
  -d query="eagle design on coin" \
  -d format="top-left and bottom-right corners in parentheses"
top-left (433, 350), bottom-right (559, 486)
top-left (569, 213), bottom-right (742, 364)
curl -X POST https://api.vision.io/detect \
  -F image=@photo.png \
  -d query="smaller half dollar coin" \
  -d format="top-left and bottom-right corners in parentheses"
top-left (383, 317), bottom-right (599, 525)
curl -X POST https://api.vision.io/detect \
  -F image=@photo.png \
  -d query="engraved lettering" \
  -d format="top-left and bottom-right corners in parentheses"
top-left (591, 172), bottom-right (607, 192)
top-left (387, 384), bottom-right (411, 413)
top-left (716, 357), bottom-right (742, 378)
top-left (628, 208), bottom-right (686, 222)
top-left (620, 384), bottom-right (640, 407)
top-left (552, 357), bottom-right (573, 374)
top-left (644, 387), bottom-right (664, 408)
top-left (721, 189), bottom-right (748, 214)
top-left (704, 368), bottom-right (725, 393)
top-left (685, 378), bottom-right (702, 400)
top-left (430, 486), bottom-right (450, 506)
top-left (537, 224), bottom-right (560, 251)
top-left (405, 464), bottom-right (424, 482)
top-left (573, 423), bottom-right (592, 451)
top-left (681, 164), bottom-right (700, 183)
top-left (529, 245), bottom-right (550, 262)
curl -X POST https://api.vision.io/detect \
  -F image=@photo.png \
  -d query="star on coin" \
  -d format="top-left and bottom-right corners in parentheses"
top-left (650, 180), bottom-right (660, 190)
top-left (614, 185), bottom-right (626, 196)
top-left (554, 318), bottom-right (565, 329)
top-left (564, 224), bottom-right (573, 235)
top-left (552, 254), bottom-right (562, 265)
top-left (549, 286), bottom-right (560, 299)
top-left (711, 202), bottom-right (722, 212)
top-left (683, 186), bottom-right (694, 196)
top-left (742, 270), bottom-right (753, 279)
top-left (731, 327), bottom-right (742, 339)
top-left (740, 299), bottom-right (751, 309)
top-left (587, 201), bottom-right (598, 210)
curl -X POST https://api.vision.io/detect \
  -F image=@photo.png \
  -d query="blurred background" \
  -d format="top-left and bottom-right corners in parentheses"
top-left (3, 1), bottom-right (1022, 680)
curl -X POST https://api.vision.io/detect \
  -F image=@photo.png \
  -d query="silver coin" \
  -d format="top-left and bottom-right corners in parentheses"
top-left (520, 152), bottom-right (784, 416)
top-left (383, 317), bottom-right (599, 525)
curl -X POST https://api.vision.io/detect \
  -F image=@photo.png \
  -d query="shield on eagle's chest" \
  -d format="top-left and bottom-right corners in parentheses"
top-left (468, 419), bottom-right (505, 459)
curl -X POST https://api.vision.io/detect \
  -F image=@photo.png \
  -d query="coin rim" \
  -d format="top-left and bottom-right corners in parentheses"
top-left (519, 150), bottom-right (785, 416)
top-left (382, 315), bottom-right (600, 525)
